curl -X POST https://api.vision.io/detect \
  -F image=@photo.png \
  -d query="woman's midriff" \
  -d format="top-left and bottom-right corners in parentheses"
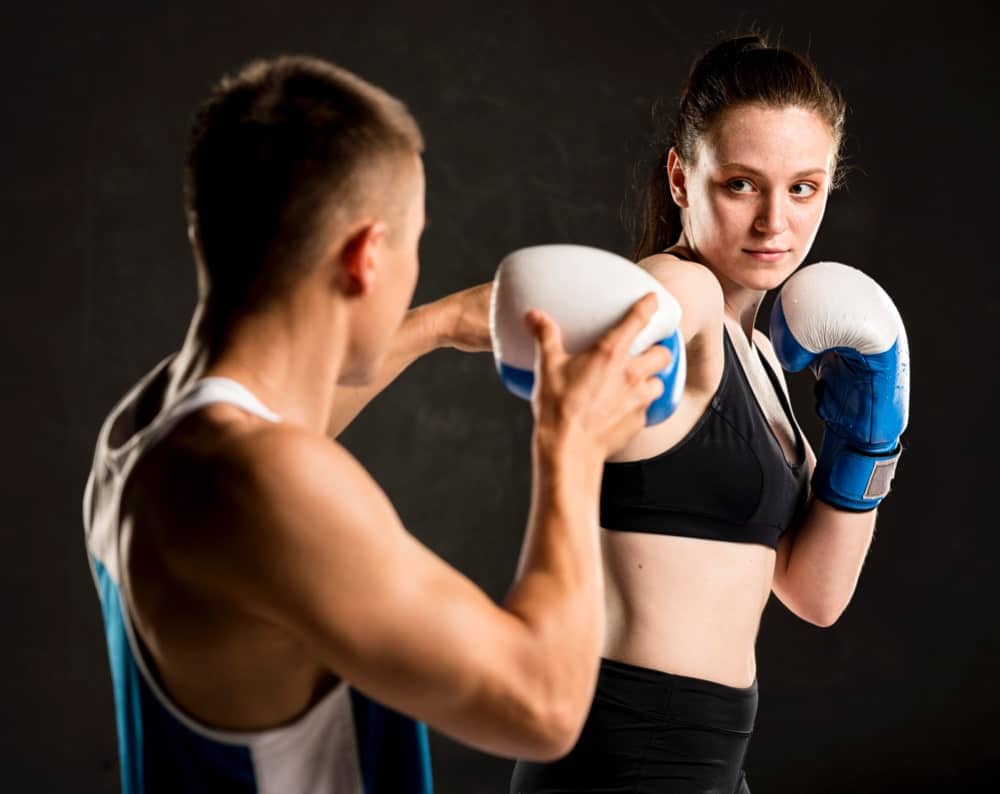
top-left (600, 528), bottom-right (776, 689)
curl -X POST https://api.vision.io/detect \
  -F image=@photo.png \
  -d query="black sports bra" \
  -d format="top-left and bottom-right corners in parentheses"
top-left (600, 327), bottom-right (810, 549)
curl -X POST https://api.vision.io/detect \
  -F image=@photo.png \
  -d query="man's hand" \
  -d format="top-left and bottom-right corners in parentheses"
top-left (527, 293), bottom-right (670, 465)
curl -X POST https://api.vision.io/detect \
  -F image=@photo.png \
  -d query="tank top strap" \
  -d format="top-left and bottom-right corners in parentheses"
top-left (177, 377), bottom-right (282, 423)
top-left (751, 344), bottom-right (806, 466)
top-left (112, 377), bottom-right (283, 469)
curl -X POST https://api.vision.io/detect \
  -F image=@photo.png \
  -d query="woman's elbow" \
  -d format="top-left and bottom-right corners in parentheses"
top-left (797, 597), bottom-right (850, 628)
top-left (777, 585), bottom-right (849, 628)
top-left (803, 607), bottom-right (842, 628)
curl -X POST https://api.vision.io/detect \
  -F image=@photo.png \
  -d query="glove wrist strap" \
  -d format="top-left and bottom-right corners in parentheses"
top-left (812, 432), bottom-right (902, 512)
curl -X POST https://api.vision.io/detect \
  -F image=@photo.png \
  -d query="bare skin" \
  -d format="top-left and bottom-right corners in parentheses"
top-left (602, 104), bottom-right (878, 688)
top-left (117, 153), bottom-right (673, 761)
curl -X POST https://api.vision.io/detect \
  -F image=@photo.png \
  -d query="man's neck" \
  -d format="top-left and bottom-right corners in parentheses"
top-left (175, 296), bottom-right (349, 435)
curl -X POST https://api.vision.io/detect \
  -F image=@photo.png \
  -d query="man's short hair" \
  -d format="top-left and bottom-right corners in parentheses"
top-left (184, 55), bottom-right (423, 324)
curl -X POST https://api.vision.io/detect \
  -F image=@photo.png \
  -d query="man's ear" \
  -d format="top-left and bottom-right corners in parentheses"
top-left (666, 148), bottom-right (689, 209)
top-left (338, 220), bottom-right (387, 296)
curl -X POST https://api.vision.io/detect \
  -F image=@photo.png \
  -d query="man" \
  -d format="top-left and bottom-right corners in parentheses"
top-left (84, 55), bottom-right (668, 792)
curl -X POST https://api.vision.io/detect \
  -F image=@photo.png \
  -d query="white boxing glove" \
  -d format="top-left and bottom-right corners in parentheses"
top-left (489, 244), bottom-right (685, 425)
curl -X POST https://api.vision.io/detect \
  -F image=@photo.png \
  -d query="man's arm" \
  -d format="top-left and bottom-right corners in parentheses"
top-left (179, 294), bottom-right (668, 760)
top-left (224, 427), bottom-right (603, 760)
top-left (327, 282), bottom-right (492, 437)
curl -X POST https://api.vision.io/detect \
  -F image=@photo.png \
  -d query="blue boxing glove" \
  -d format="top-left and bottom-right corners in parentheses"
top-left (769, 262), bottom-right (909, 511)
top-left (489, 244), bottom-right (685, 426)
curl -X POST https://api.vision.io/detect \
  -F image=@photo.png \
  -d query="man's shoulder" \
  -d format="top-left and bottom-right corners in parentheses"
top-left (130, 411), bottom-right (374, 530)
top-left (226, 421), bottom-right (369, 496)
top-left (207, 420), bottom-right (391, 542)
top-left (143, 419), bottom-right (393, 585)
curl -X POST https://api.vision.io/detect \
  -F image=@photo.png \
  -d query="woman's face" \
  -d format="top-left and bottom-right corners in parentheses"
top-left (670, 104), bottom-right (836, 292)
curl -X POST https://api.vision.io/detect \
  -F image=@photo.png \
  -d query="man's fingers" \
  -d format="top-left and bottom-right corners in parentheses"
top-left (630, 343), bottom-right (674, 380)
top-left (644, 374), bottom-right (666, 403)
top-left (597, 293), bottom-right (659, 358)
top-left (526, 309), bottom-right (565, 372)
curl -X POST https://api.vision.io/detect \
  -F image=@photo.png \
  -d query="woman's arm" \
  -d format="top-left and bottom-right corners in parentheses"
top-left (326, 282), bottom-right (492, 437)
top-left (773, 471), bottom-right (878, 628)
top-left (757, 332), bottom-right (877, 628)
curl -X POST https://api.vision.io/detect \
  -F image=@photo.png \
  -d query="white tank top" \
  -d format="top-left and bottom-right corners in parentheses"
top-left (83, 357), bottom-right (432, 793)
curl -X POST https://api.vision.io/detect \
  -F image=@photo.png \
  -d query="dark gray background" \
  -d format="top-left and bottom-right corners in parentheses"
top-left (3, 1), bottom-right (997, 791)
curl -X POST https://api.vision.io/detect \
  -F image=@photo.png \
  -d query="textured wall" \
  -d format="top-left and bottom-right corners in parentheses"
top-left (3, 1), bottom-right (996, 790)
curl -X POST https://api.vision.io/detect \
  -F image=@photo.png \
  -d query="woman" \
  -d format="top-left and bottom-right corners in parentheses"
top-left (511, 34), bottom-right (907, 793)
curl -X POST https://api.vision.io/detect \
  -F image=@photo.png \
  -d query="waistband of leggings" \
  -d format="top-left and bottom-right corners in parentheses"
top-left (597, 656), bottom-right (758, 732)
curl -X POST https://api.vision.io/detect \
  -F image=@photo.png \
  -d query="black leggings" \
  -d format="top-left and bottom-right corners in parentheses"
top-left (510, 657), bottom-right (757, 794)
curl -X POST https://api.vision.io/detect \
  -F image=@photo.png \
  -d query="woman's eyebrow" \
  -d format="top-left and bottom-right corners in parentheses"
top-left (719, 162), bottom-right (827, 179)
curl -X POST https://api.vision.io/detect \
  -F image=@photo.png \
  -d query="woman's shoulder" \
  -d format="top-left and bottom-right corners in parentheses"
top-left (637, 251), bottom-right (724, 341)
top-left (638, 250), bottom-right (722, 298)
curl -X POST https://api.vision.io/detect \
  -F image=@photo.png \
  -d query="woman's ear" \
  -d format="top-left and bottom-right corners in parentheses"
top-left (666, 148), bottom-right (689, 209)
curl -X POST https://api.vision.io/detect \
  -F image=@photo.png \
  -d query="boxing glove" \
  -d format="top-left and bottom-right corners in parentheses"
top-left (769, 262), bottom-right (910, 511)
top-left (490, 244), bottom-right (685, 425)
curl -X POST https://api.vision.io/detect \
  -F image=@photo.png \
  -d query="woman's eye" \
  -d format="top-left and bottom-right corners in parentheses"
top-left (790, 183), bottom-right (818, 198)
top-left (727, 179), bottom-right (754, 193)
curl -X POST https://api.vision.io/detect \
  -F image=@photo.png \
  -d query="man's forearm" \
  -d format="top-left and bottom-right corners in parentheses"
top-left (502, 436), bottom-right (606, 731)
top-left (327, 302), bottom-right (446, 437)
top-left (327, 282), bottom-right (493, 436)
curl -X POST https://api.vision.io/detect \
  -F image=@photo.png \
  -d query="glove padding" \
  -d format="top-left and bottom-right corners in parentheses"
top-left (490, 244), bottom-right (685, 426)
top-left (769, 261), bottom-right (909, 511)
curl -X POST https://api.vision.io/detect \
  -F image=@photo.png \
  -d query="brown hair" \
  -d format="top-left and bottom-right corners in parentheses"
top-left (630, 34), bottom-right (847, 261)
top-left (184, 55), bottom-right (423, 333)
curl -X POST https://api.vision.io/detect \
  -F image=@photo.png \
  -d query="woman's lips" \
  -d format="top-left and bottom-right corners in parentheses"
top-left (743, 249), bottom-right (789, 263)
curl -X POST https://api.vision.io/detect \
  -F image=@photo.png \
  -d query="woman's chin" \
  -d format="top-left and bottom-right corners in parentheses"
top-left (742, 257), bottom-right (801, 291)
top-left (732, 268), bottom-right (792, 292)
top-left (759, 271), bottom-right (795, 291)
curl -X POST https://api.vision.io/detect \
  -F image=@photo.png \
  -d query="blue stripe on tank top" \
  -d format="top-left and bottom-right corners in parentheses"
top-left (92, 557), bottom-right (257, 793)
top-left (93, 557), bottom-right (146, 793)
top-left (350, 688), bottom-right (434, 794)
